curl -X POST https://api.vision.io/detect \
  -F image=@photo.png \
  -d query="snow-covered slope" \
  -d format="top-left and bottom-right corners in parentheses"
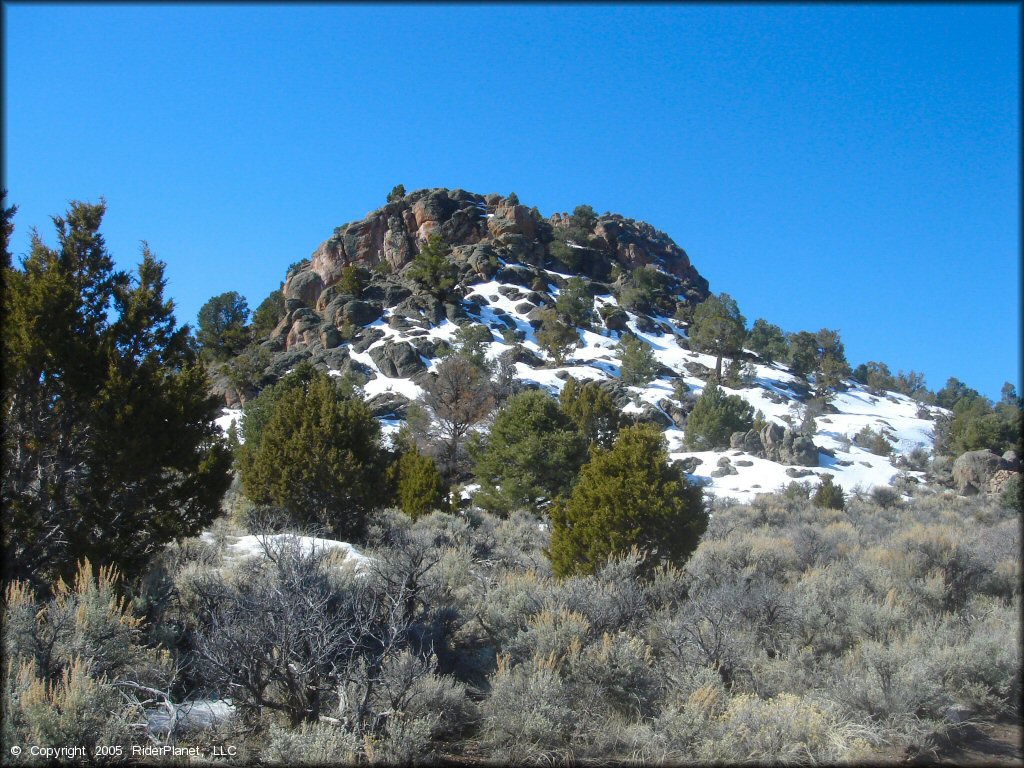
top-left (218, 259), bottom-right (948, 503)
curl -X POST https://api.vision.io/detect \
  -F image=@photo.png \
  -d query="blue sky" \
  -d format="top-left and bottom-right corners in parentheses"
top-left (4, 3), bottom-right (1019, 400)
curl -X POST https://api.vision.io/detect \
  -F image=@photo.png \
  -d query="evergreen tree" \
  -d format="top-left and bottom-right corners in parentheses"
top-left (237, 371), bottom-right (384, 539)
top-left (571, 204), bottom-right (597, 231)
top-left (339, 264), bottom-right (365, 298)
top-left (391, 446), bottom-right (448, 519)
top-left (548, 425), bottom-right (707, 578)
top-left (812, 474), bottom-right (845, 510)
top-left (813, 329), bottom-right (850, 397)
top-left (554, 277), bottom-right (594, 327)
top-left (251, 287), bottom-right (284, 339)
top-left (2, 201), bottom-right (231, 588)
top-left (618, 333), bottom-right (658, 386)
top-left (747, 318), bottom-right (787, 364)
top-left (387, 184), bottom-right (406, 203)
top-left (787, 331), bottom-right (818, 379)
top-left (683, 382), bottom-right (754, 450)
top-left (559, 377), bottom-right (622, 449)
top-left (688, 293), bottom-right (746, 382)
top-left (197, 290), bottom-right (250, 359)
top-left (1, 190), bottom-right (15, 270)
top-left (935, 377), bottom-right (981, 410)
top-left (472, 389), bottom-right (587, 516)
top-left (852, 361), bottom-right (897, 394)
top-left (407, 234), bottom-right (458, 299)
top-left (536, 308), bottom-right (579, 365)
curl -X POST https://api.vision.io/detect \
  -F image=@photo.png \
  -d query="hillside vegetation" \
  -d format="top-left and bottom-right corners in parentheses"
top-left (2, 189), bottom-right (1020, 764)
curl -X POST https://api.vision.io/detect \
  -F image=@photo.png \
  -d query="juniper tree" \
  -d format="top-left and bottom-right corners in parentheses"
top-left (548, 425), bottom-right (707, 577)
top-left (251, 286), bottom-right (285, 339)
top-left (2, 199), bottom-right (231, 588)
top-left (559, 377), bottom-right (622, 449)
top-left (237, 371), bottom-right (385, 539)
top-left (472, 389), bottom-right (587, 516)
top-left (683, 382), bottom-right (754, 450)
top-left (407, 234), bottom-right (458, 299)
top-left (688, 293), bottom-right (746, 382)
top-left (618, 333), bottom-right (658, 387)
top-left (536, 308), bottom-right (579, 365)
top-left (197, 290), bottom-right (250, 360)
top-left (391, 446), bottom-right (448, 519)
top-left (748, 318), bottom-right (787, 364)
top-left (812, 474), bottom-right (845, 510)
top-left (555, 277), bottom-right (594, 328)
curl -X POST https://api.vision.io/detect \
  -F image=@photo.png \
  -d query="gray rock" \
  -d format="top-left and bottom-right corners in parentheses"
top-left (1002, 450), bottom-right (1020, 471)
top-left (342, 300), bottom-right (383, 326)
top-left (320, 326), bottom-right (342, 349)
top-left (759, 423), bottom-right (819, 467)
top-left (393, 294), bottom-right (444, 326)
top-left (679, 456), bottom-right (703, 474)
top-left (785, 468), bottom-right (814, 478)
top-left (514, 301), bottom-right (536, 315)
top-left (365, 392), bottom-right (411, 419)
top-left (369, 341), bottom-right (427, 378)
top-left (952, 449), bottom-right (1004, 495)
top-left (350, 327), bottom-right (385, 353)
top-left (729, 430), bottom-right (763, 455)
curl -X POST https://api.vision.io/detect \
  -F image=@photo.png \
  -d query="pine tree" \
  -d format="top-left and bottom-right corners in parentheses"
top-left (688, 293), bottom-right (746, 382)
top-left (548, 425), bottom-right (707, 577)
top-left (237, 371), bottom-right (384, 539)
top-left (812, 474), bottom-right (845, 510)
top-left (618, 333), bottom-right (658, 386)
top-left (472, 389), bottom-right (587, 516)
top-left (391, 447), bottom-right (448, 519)
top-left (2, 200), bottom-right (231, 588)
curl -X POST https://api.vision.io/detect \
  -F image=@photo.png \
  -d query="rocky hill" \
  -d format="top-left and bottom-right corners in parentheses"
top-left (212, 187), bottom-right (1014, 502)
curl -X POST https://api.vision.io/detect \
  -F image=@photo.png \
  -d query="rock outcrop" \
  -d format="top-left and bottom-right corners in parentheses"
top-left (952, 449), bottom-right (1010, 495)
top-left (729, 424), bottom-right (820, 467)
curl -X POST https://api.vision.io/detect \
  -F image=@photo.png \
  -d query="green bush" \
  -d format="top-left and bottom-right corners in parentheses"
top-left (748, 318), bottom-right (788, 364)
top-left (618, 333), bottom-right (658, 387)
top-left (391, 446), bottom-right (448, 519)
top-left (555, 277), bottom-right (594, 327)
top-left (813, 474), bottom-right (846, 510)
top-left (683, 382), bottom-right (754, 450)
top-left (548, 425), bottom-right (707, 577)
top-left (407, 234), bottom-right (458, 299)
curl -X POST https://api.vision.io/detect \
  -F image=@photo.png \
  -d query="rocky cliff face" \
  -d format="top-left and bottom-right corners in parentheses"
top-left (292, 188), bottom-right (708, 305)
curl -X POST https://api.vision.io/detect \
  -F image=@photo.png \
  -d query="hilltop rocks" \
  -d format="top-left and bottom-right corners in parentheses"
top-left (952, 449), bottom-right (1008, 495)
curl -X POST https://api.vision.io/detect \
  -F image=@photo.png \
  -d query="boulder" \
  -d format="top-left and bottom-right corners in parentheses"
top-left (369, 341), bottom-right (427, 378)
top-left (678, 456), bottom-right (702, 474)
top-left (393, 294), bottom-right (444, 326)
top-left (759, 423), bottom-right (819, 467)
top-left (365, 392), bottom-right (412, 419)
top-left (952, 449), bottom-right (1005, 495)
top-left (729, 430), bottom-right (763, 455)
top-left (342, 300), bottom-right (383, 327)
top-left (1002, 450), bottom-right (1020, 471)
top-left (283, 270), bottom-right (324, 308)
top-left (350, 327), bottom-right (385, 353)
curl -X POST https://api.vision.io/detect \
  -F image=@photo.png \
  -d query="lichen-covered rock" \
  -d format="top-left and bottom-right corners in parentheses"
top-left (952, 449), bottom-right (1005, 495)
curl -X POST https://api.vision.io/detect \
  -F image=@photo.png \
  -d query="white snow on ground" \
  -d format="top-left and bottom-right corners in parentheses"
top-left (147, 699), bottom-right (235, 736)
top-left (215, 408), bottom-right (243, 438)
top-left (201, 532), bottom-right (372, 571)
